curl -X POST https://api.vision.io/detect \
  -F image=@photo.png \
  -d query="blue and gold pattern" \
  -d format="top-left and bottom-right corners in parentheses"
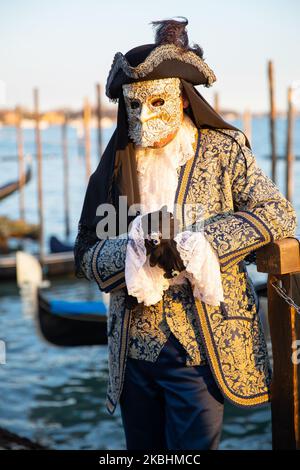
top-left (126, 129), bottom-right (208, 367)
top-left (82, 127), bottom-right (297, 414)
top-left (127, 282), bottom-right (208, 366)
top-left (91, 237), bottom-right (127, 292)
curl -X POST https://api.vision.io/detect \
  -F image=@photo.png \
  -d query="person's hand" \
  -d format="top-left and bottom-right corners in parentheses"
top-left (149, 238), bottom-right (185, 278)
top-left (124, 290), bottom-right (139, 309)
top-left (141, 205), bottom-right (185, 278)
top-left (141, 205), bottom-right (178, 253)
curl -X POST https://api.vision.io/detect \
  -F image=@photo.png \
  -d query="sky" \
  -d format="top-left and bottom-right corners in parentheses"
top-left (0, 0), bottom-right (299, 113)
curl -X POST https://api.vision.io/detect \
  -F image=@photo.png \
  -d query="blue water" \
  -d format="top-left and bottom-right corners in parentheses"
top-left (0, 117), bottom-right (299, 449)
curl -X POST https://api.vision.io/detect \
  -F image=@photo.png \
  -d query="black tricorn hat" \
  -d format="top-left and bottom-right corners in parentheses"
top-left (105, 17), bottom-right (216, 100)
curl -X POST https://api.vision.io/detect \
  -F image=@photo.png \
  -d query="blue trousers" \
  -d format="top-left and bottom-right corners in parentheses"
top-left (119, 332), bottom-right (224, 450)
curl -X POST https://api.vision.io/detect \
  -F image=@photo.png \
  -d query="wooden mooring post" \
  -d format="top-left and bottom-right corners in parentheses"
top-left (214, 92), bottom-right (220, 114)
top-left (95, 83), bottom-right (103, 160)
top-left (62, 111), bottom-right (70, 239)
top-left (243, 108), bottom-right (252, 144)
top-left (15, 106), bottom-right (25, 221)
top-left (286, 86), bottom-right (295, 202)
top-left (83, 97), bottom-right (91, 182)
top-left (268, 60), bottom-right (277, 183)
top-left (256, 238), bottom-right (300, 449)
top-left (33, 88), bottom-right (44, 262)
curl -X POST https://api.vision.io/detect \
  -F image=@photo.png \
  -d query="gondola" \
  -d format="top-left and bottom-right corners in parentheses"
top-left (0, 251), bottom-right (75, 280)
top-left (37, 289), bottom-right (108, 346)
top-left (16, 251), bottom-right (109, 347)
top-left (0, 163), bottom-right (32, 201)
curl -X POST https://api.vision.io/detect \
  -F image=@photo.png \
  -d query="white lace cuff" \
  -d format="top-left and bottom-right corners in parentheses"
top-left (125, 215), bottom-right (169, 306)
top-left (174, 231), bottom-right (224, 306)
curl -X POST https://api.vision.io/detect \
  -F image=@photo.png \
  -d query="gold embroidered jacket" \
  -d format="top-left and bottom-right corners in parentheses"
top-left (127, 281), bottom-right (208, 366)
top-left (80, 127), bottom-right (297, 415)
top-left (127, 128), bottom-right (207, 367)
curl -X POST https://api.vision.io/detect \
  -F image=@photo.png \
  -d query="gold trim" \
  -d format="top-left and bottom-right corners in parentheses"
top-left (219, 211), bottom-right (272, 267)
top-left (221, 239), bottom-right (272, 271)
top-left (110, 281), bottom-right (126, 292)
top-left (98, 271), bottom-right (125, 289)
top-left (92, 240), bottom-right (125, 291)
top-left (194, 298), bottom-right (270, 406)
top-left (105, 307), bottom-right (132, 415)
top-left (175, 128), bottom-right (198, 228)
top-left (117, 307), bottom-right (132, 402)
top-left (106, 398), bottom-right (114, 414)
top-left (235, 211), bottom-right (272, 242)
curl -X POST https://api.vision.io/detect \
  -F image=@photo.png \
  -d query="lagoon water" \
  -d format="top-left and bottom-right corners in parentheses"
top-left (0, 117), bottom-right (299, 449)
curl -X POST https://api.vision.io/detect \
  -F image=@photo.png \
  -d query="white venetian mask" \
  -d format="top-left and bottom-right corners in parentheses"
top-left (122, 77), bottom-right (183, 148)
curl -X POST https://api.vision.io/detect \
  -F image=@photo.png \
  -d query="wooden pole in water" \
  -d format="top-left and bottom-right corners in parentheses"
top-left (62, 111), bottom-right (70, 239)
top-left (96, 83), bottom-right (103, 159)
top-left (214, 92), bottom-right (220, 114)
top-left (83, 97), bottom-right (91, 182)
top-left (16, 106), bottom-right (25, 221)
top-left (33, 88), bottom-right (44, 261)
top-left (268, 60), bottom-right (277, 183)
top-left (285, 87), bottom-right (295, 202)
top-left (243, 109), bottom-right (252, 144)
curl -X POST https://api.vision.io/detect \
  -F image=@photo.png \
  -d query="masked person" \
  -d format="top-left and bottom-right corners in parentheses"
top-left (74, 18), bottom-right (297, 450)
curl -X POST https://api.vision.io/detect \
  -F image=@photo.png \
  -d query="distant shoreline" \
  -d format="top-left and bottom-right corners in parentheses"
top-left (1, 107), bottom-right (300, 128)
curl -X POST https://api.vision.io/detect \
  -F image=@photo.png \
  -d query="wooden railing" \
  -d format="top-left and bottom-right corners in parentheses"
top-left (256, 237), bottom-right (300, 449)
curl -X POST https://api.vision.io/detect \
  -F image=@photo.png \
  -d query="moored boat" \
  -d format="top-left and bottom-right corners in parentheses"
top-left (37, 289), bottom-right (108, 346)
top-left (0, 251), bottom-right (75, 280)
top-left (0, 162), bottom-right (32, 201)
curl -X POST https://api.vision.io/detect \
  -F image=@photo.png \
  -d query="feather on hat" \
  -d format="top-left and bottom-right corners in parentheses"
top-left (106, 17), bottom-right (216, 101)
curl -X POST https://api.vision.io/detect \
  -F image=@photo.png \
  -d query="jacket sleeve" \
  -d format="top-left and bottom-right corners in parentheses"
top-left (203, 132), bottom-right (298, 272)
top-left (78, 232), bottom-right (127, 293)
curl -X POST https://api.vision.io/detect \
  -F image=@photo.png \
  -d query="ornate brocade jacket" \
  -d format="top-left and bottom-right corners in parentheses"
top-left (79, 127), bottom-right (297, 415)
top-left (127, 281), bottom-right (208, 366)
top-left (126, 128), bottom-right (208, 367)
